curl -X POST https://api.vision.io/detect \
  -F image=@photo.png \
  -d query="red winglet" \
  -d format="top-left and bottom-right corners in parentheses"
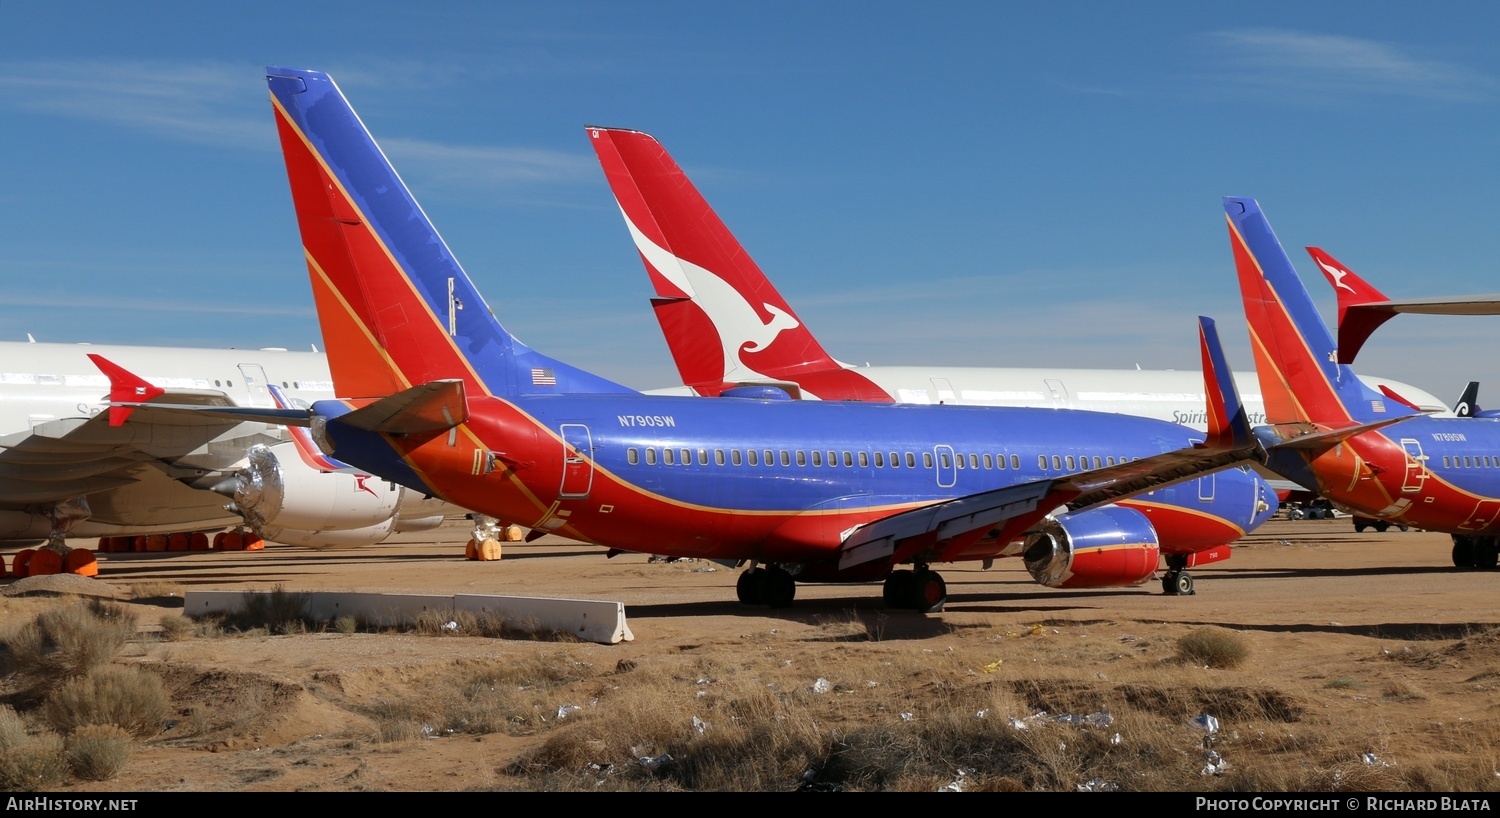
top-left (87, 354), bottom-right (164, 426)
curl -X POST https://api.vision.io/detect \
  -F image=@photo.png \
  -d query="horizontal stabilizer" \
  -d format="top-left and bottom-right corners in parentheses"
top-left (1258, 414), bottom-right (1420, 450)
top-left (337, 380), bottom-right (468, 435)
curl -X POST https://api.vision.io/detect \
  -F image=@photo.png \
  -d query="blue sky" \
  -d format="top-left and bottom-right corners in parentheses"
top-left (3, 2), bottom-right (1500, 401)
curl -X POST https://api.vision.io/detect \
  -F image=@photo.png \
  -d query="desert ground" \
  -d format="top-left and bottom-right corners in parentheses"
top-left (7, 516), bottom-right (1500, 792)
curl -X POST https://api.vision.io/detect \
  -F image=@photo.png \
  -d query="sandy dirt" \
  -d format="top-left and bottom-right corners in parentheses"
top-left (8, 516), bottom-right (1500, 792)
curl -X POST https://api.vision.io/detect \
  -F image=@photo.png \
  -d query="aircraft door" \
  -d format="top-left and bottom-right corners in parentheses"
top-left (1399, 439), bottom-right (1428, 493)
top-left (237, 364), bottom-right (273, 407)
top-left (559, 424), bottom-right (594, 498)
top-left (1461, 501), bottom-right (1500, 531)
top-left (934, 445), bottom-right (956, 489)
top-left (1044, 379), bottom-right (1069, 408)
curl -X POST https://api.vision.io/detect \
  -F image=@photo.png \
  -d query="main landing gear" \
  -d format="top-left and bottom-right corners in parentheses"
top-left (1451, 536), bottom-right (1500, 570)
top-left (1161, 555), bottom-right (1195, 596)
top-left (883, 564), bottom-right (947, 613)
top-left (736, 565), bottom-right (796, 608)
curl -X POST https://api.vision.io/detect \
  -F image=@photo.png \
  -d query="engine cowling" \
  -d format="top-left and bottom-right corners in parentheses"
top-left (1022, 506), bottom-right (1161, 589)
top-left (228, 442), bottom-right (401, 535)
top-left (259, 518), bottom-right (397, 549)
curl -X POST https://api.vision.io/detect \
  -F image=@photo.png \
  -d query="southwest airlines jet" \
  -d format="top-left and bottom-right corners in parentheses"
top-left (1228, 197), bottom-right (1500, 569)
top-left (0, 340), bottom-right (454, 550)
top-left (128, 66), bottom-right (1293, 613)
top-left (584, 127), bottom-right (1448, 425)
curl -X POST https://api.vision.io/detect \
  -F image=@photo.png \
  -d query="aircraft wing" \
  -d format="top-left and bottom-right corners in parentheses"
top-left (840, 316), bottom-right (1267, 569)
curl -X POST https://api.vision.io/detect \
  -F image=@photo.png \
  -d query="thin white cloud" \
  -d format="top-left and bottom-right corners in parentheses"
top-left (381, 137), bottom-right (595, 187)
top-left (1205, 29), bottom-right (1497, 102)
top-left (0, 59), bottom-right (597, 190)
top-left (0, 59), bottom-right (271, 149)
top-left (0, 292), bottom-right (313, 318)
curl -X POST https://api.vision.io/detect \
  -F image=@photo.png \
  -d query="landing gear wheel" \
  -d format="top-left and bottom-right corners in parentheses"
top-left (1373, 522), bottom-right (1390, 533)
top-left (1163, 571), bottom-right (1195, 596)
top-left (1453, 537), bottom-right (1477, 568)
top-left (736, 570), bottom-right (765, 605)
top-left (883, 570), bottom-right (915, 608)
top-left (761, 567), bottom-right (796, 608)
top-left (912, 570), bottom-right (947, 613)
top-left (1478, 541), bottom-right (1500, 570)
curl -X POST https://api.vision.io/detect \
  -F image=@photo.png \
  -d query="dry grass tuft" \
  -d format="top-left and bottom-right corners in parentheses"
top-left (1175, 627), bottom-right (1250, 669)
top-left (64, 724), bottom-right (132, 781)
top-left (0, 733), bottom-right (66, 791)
top-left (233, 585), bottom-right (311, 634)
top-left (42, 666), bottom-right (168, 738)
top-left (156, 614), bottom-right (195, 642)
top-left (1, 599), bottom-right (138, 689)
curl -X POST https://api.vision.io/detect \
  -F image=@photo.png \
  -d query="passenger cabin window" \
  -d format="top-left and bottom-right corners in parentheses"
top-left (698, 449), bottom-right (709, 465)
top-left (906, 452), bottom-right (916, 468)
top-left (984, 454), bottom-right (993, 469)
top-left (780, 450), bottom-right (791, 467)
top-left (627, 448), bottom-right (639, 465)
top-left (715, 449), bottom-right (726, 466)
top-left (1010, 455), bottom-right (1020, 470)
top-left (646, 448), bottom-right (658, 465)
top-left (664, 449), bottom-right (676, 465)
top-left (858, 452), bottom-right (869, 468)
top-left (748, 450), bottom-right (759, 466)
top-left (812, 451), bottom-right (823, 466)
top-left (940, 452), bottom-right (952, 469)
top-left (732, 450), bottom-right (743, 466)
top-left (764, 450), bottom-right (774, 467)
top-left (1052, 455), bottom-right (1063, 470)
top-left (924, 452), bottom-right (934, 469)
top-left (1038, 455), bottom-right (1048, 470)
top-left (875, 452), bottom-right (885, 468)
top-left (681, 448), bottom-right (691, 465)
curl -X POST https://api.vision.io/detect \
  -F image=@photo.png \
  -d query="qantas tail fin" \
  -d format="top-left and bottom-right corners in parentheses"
top-left (1305, 247), bottom-right (1397, 365)
top-left (585, 127), bottom-right (889, 401)
top-left (266, 67), bottom-right (633, 401)
top-left (1223, 197), bottom-right (1417, 428)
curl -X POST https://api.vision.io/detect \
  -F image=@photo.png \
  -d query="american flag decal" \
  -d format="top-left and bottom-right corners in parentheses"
top-left (531, 368), bottom-right (557, 386)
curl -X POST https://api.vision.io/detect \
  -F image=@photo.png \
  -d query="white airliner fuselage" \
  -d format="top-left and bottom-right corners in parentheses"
top-left (0, 340), bottom-right (454, 546)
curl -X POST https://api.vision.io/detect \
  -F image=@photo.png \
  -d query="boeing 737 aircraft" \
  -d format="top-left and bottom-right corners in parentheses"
top-left (1228, 197), bottom-right (1500, 568)
top-left (135, 66), bottom-right (1297, 612)
top-left (584, 127), bottom-right (1449, 425)
top-left (0, 340), bottom-right (453, 550)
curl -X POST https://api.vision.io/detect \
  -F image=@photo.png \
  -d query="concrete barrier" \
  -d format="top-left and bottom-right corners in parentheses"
top-left (183, 590), bottom-right (634, 644)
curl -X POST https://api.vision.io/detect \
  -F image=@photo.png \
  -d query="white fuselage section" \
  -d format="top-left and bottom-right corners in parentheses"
top-left (649, 365), bottom-right (1451, 428)
top-left (0, 341), bottom-right (460, 544)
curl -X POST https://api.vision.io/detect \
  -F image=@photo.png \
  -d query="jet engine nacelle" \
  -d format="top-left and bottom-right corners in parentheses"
top-left (260, 518), bottom-right (396, 549)
top-left (229, 442), bottom-right (402, 534)
top-left (1022, 506), bottom-right (1161, 589)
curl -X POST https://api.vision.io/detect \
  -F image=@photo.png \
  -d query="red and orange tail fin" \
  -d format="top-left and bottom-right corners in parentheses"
top-left (1224, 197), bottom-right (1413, 427)
top-left (267, 68), bottom-right (632, 402)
